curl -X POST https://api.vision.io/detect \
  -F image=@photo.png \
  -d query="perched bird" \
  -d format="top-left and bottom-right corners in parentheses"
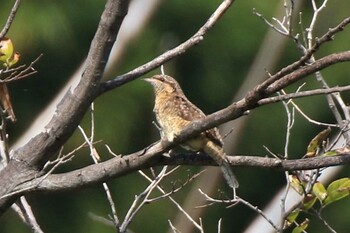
top-left (145, 74), bottom-right (239, 189)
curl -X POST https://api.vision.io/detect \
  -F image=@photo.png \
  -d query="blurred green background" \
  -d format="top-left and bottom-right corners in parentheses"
top-left (0, 0), bottom-right (350, 232)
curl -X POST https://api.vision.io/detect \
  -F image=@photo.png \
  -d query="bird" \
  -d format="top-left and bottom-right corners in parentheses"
top-left (145, 74), bottom-right (239, 189)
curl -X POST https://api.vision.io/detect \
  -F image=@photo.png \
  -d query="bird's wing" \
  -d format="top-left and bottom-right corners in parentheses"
top-left (174, 95), bottom-right (205, 121)
top-left (175, 95), bottom-right (224, 147)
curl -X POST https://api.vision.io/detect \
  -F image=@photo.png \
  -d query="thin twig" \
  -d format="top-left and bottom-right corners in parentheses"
top-left (145, 169), bottom-right (205, 203)
top-left (258, 84), bottom-right (350, 107)
top-left (312, 209), bottom-right (337, 233)
top-left (279, 91), bottom-right (295, 230)
top-left (257, 17), bottom-right (350, 93)
top-left (16, 196), bottom-right (44, 233)
top-left (307, 0), bottom-right (329, 48)
top-left (78, 103), bottom-right (120, 228)
top-left (120, 166), bottom-right (168, 232)
top-left (168, 219), bottom-right (180, 233)
top-left (0, 105), bottom-right (9, 164)
top-left (237, 196), bottom-right (279, 231)
top-left (1, 54), bottom-right (43, 83)
top-left (0, 0), bottom-right (21, 39)
top-left (279, 89), bottom-right (337, 128)
top-left (197, 189), bottom-right (278, 231)
top-left (140, 170), bottom-right (203, 231)
top-left (217, 218), bottom-right (222, 233)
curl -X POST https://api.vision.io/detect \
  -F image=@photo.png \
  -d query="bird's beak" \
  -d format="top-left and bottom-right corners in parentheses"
top-left (144, 78), bottom-right (156, 87)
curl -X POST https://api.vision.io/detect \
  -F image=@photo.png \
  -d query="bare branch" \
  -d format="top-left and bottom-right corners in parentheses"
top-left (265, 51), bottom-right (350, 94)
top-left (119, 166), bottom-right (168, 232)
top-left (168, 220), bottom-right (180, 233)
top-left (255, 16), bottom-right (350, 94)
top-left (307, 0), bottom-right (329, 48)
top-left (8, 150), bottom-right (350, 195)
top-left (141, 170), bottom-right (203, 231)
top-left (0, 0), bottom-right (130, 216)
top-left (0, 0), bottom-right (21, 39)
top-left (279, 89), bottom-right (337, 128)
top-left (311, 209), bottom-right (337, 233)
top-left (0, 54), bottom-right (43, 83)
top-left (238, 196), bottom-right (279, 231)
top-left (78, 103), bottom-right (120, 229)
top-left (258, 84), bottom-right (350, 107)
top-left (16, 197), bottom-right (44, 233)
top-left (4, 49), bottom-right (350, 198)
top-left (99, 0), bottom-right (236, 94)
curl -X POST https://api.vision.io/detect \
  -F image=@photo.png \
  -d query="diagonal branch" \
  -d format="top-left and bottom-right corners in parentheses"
top-left (11, 0), bottom-right (129, 168)
top-left (0, 0), bottom-right (130, 217)
top-left (253, 16), bottom-right (350, 96)
top-left (99, 0), bottom-right (236, 94)
top-left (258, 84), bottom-right (350, 106)
top-left (0, 0), bottom-right (21, 39)
top-left (178, 51), bottom-right (350, 144)
top-left (265, 51), bottom-right (350, 94)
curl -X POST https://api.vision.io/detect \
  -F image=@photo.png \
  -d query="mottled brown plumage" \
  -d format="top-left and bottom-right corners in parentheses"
top-left (145, 74), bottom-right (239, 188)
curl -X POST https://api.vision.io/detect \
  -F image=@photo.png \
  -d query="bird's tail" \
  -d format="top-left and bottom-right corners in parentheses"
top-left (220, 158), bottom-right (239, 189)
top-left (204, 140), bottom-right (239, 189)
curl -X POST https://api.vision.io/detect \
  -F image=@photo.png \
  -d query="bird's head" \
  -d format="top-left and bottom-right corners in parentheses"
top-left (144, 74), bottom-right (183, 95)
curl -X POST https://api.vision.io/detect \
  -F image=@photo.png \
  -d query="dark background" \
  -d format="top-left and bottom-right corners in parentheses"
top-left (0, 0), bottom-right (349, 232)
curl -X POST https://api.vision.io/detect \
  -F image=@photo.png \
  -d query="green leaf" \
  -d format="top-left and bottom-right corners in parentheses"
top-left (323, 147), bottom-right (350, 157)
top-left (324, 178), bottom-right (350, 206)
top-left (289, 175), bottom-right (304, 195)
top-left (285, 209), bottom-right (300, 229)
top-left (6, 52), bottom-right (20, 67)
top-left (305, 127), bottom-right (331, 157)
top-left (302, 194), bottom-right (317, 210)
top-left (322, 150), bottom-right (339, 157)
top-left (291, 218), bottom-right (309, 233)
top-left (312, 182), bottom-right (327, 202)
top-left (0, 37), bottom-right (20, 68)
top-left (0, 37), bottom-right (14, 64)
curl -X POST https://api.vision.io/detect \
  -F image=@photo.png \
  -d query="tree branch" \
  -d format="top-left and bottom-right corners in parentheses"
top-left (0, 0), bottom-right (130, 216)
top-left (0, 0), bottom-right (21, 39)
top-left (11, 149), bottom-right (350, 194)
top-left (258, 84), bottom-right (350, 106)
top-left (266, 51), bottom-right (350, 94)
top-left (255, 16), bottom-right (350, 93)
top-left (11, 48), bottom-right (349, 198)
top-left (99, 0), bottom-right (235, 94)
top-left (175, 51), bottom-right (350, 145)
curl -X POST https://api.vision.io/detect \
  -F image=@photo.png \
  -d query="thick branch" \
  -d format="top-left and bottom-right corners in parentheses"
top-left (24, 50), bottom-right (350, 196)
top-left (0, 0), bottom-right (129, 216)
top-left (266, 51), bottom-right (350, 94)
top-left (14, 149), bottom-right (350, 193)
